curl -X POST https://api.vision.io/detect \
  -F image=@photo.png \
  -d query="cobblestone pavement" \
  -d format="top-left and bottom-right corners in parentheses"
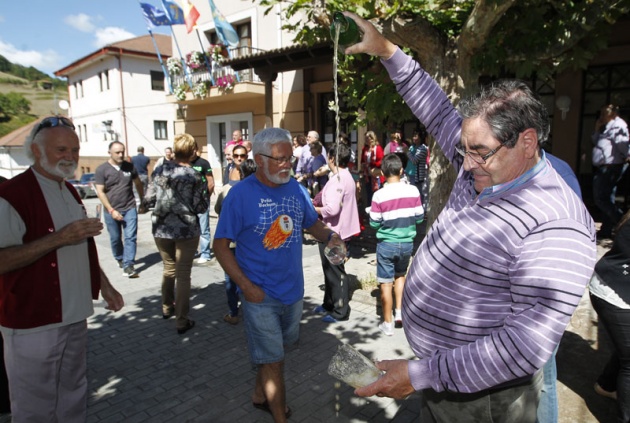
top-left (2, 198), bottom-right (614, 422)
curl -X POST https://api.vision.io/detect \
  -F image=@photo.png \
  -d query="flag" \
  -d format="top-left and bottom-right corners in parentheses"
top-left (182, 0), bottom-right (200, 33)
top-left (140, 3), bottom-right (171, 28)
top-left (208, 0), bottom-right (240, 47)
top-left (161, 0), bottom-right (185, 25)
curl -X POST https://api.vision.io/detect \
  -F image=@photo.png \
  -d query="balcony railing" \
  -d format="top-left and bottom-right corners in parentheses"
top-left (167, 46), bottom-right (263, 101)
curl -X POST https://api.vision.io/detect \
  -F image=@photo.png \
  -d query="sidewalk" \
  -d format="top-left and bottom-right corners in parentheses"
top-left (86, 198), bottom-right (418, 423)
top-left (83, 197), bottom-right (615, 422)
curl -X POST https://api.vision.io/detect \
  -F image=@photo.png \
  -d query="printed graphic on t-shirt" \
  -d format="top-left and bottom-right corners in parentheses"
top-left (255, 195), bottom-right (303, 250)
top-left (263, 215), bottom-right (293, 249)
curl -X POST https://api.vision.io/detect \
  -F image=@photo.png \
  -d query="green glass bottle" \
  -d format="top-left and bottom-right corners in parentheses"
top-left (330, 12), bottom-right (360, 47)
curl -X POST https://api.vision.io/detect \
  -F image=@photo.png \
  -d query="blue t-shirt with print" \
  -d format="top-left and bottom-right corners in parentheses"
top-left (215, 175), bottom-right (318, 304)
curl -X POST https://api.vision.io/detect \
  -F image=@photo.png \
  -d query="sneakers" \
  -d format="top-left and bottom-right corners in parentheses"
top-left (594, 382), bottom-right (617, 400)
top-left (379, 322), bottom-right (394, 336)
top-left (223, 314), bottom-right (240, 325)
top-left (322, 314), bottom-right (349, 323)
top-left (116, 260), bottom-right (123, 268)
top-left (122, 265), bottom-right (139, 278)
top-left (313, 305), bottom-right (327, 315)
top-left (394, 309), bottom-right (403, 328)
top-left (196, 257), bottom-right (210, 264)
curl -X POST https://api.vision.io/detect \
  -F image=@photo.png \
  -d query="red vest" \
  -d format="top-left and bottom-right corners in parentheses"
top-left (0, 168), bottom-right (100, 329)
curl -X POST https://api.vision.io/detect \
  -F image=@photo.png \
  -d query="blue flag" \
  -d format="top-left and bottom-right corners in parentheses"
top-left (161, 0), bottom-right (186, 25)
top-left (140, 3), bottom-right (171, 28)
top-left (208, 0), bottom-right (240, 47)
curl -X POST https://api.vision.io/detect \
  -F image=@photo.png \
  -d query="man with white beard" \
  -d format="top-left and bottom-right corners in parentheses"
top-left (214, 128), bottom-right (343, 423)
top-left (0, 116), bottom-right (124, 422)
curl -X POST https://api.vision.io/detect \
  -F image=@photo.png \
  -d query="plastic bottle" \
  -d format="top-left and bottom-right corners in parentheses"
top-left (330, 12), bottom-right (361, 47)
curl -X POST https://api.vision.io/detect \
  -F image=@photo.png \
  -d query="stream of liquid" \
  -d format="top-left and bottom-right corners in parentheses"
top-left (331, 24), bottom-right (342, 190)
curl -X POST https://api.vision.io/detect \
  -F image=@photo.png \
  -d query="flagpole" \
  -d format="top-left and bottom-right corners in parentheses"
top-left (194, 28), bottom-right (215, 86)
top-left (207, 0), bottom-right (240, 82)
top-left (147, 28), bottom-right (173, 94)
top-left (170, 26), bottom-right (194, 89)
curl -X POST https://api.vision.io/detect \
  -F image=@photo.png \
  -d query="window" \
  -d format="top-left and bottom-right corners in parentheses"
top-left (99, 70), bottom-right (109, 91)
top-left (154, 121), bottom-right (168, 139)
top-left (83, 124), bottom-right (87, 142)
top-left (151, 71), bottom-right (165, 91)
top-left (206, 22), bottom-right (251, 58)
top-left (77, 125), bottom-right (83, 142)
top-left (74, 81), bottom-right (83, 99)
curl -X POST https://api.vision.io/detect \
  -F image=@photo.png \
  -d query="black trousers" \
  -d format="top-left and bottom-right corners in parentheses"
top-left (0, 335), bottom-right (10, 413)
top-left (318, 242), bottom-right (350, 320)
top-left (591, 293), bottom-right (630, 422)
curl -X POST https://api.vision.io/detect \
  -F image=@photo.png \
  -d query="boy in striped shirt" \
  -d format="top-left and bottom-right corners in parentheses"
top-left (369, 154), bottom-right (424, 336)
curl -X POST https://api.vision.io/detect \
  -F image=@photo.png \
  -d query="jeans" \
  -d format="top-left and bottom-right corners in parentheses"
top-left (197, 209), bottom-right (211, 259)
top-left (591, 293), bottom-right (630, 422)
top-left (318, 241), bottom-right (350, 320)
top-left (155, 237), bottom-right (198, 330)
top-left (103, 207), bottom-right (138, 268)
top-left (536, 347), bottom-right (559, 423)
top-left (241, 295), bottom-right (303, 364)
top-left (593, 164), bottom-right (624, 235)
top-left (376, 241), bottom-right (413, 282)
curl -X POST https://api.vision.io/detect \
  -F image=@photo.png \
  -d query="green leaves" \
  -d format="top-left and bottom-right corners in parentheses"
top-left (252, 0), bottom-right (628, 128)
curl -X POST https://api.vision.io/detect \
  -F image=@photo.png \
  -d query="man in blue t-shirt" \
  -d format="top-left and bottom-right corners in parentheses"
top-left (214, 128), bottom-right (342, 422)
top-left (130, 146), bottom-right (150, 196)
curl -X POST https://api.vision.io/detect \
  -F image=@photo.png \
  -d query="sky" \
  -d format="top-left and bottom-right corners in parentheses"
top-left (0, 0), bottom-right (174, 77)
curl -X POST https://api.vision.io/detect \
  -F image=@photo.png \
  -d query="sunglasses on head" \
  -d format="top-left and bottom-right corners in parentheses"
top-left (34, 116), bottom-right (75, 137)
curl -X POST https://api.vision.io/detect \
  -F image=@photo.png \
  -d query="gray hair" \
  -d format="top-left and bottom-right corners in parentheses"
top-left (252, 128), bottom-right (292, 156)
top-left (458, 80), bottom-right (550, 148)
top-left (307, 130), bottom-right (320, 141)
top-left (24, 122), bottom-right (45, 162)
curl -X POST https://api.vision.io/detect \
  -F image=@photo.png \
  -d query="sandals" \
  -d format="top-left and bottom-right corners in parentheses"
top-left (252, 400), bottom-right (292, 418)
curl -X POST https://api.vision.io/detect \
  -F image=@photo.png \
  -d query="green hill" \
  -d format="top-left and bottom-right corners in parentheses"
top-left (0, 56), bottom-right (68, 138)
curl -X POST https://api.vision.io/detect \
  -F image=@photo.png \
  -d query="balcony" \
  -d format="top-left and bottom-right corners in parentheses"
top-left (165, 46), bottom-right (265, 104)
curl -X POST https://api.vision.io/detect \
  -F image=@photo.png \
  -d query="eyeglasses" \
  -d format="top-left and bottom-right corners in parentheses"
top-left (454, 143), bottom-right (504, 164)
top-left (259, 154), bottom-right (296, 165)
top-left (33, 116), bottom-right (75, 138)
top-left (233, 154), bottom-right (247, 159)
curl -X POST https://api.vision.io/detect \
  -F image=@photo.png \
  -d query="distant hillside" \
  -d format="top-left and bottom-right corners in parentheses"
top-left (0, 71), bottom-right (28, 84)
top-left (0, 55), bottom-right (66, 89)
top-left (0, 56), bottom-right (69, 138)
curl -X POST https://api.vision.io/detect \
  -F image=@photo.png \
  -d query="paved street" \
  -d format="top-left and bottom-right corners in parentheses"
top-left (73, 198), bottom-right (615, 422)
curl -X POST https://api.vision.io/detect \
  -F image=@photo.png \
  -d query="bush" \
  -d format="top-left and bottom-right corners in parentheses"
top-left (0, 92), bottom-right (31, 117)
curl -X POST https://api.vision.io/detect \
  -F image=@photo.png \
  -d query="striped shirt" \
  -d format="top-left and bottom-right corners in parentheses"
top-left (369, 181), bottom-right (424, 243)
top-left (382, 49), bottom-right (597, 394)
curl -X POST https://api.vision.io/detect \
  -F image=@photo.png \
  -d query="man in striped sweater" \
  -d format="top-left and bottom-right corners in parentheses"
top-left (346, 13), bottom-right (597, 422)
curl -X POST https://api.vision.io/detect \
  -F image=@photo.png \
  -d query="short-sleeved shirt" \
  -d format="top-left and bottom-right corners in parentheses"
top-left (0, 169), bottom-right (93, 335)
top-left (95, 161), bottom-right (138, 211)
top-left (215, 176), bottom-right (318, 304)
top-left (131, 153), bottom-right (150, 175)
top-left (191, 156), bottom-right (213, 197)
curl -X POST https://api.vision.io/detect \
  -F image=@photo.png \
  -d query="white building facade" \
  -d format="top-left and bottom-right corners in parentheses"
top-left (55, 34), bottom-right (176, 176)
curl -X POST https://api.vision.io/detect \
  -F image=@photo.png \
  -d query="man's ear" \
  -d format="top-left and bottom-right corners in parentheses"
top-left (31, 142), bottom-right (43, 161)
top-left (520, 128), bottom-right (539, 159)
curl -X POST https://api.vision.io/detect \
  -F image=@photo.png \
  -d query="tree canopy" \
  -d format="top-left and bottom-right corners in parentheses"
top-left (261, 0), bottom-right (629, 124)
top-left (259, 0), bottom-right (629, 221)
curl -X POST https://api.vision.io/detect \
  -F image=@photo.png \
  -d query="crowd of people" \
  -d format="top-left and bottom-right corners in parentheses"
top-left (0, 15), bottom-right (628, 423)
